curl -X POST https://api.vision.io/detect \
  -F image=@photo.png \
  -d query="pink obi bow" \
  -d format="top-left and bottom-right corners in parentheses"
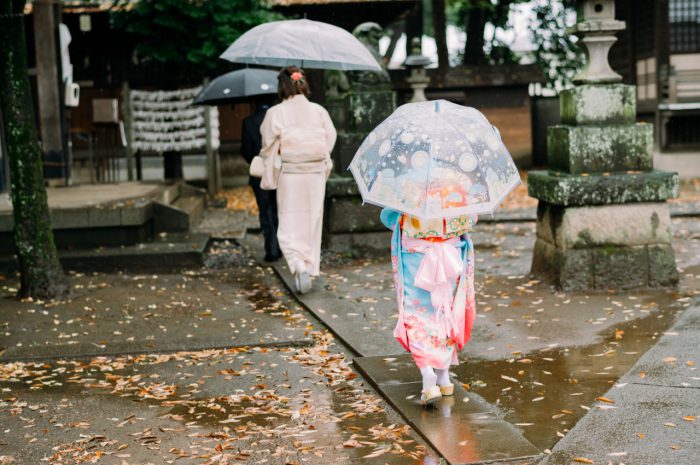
top-left (404, 237), bottom-right (463, 340)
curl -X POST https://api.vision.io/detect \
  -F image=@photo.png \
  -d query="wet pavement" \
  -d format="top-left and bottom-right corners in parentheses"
top-left (260, 217), bottom-right (700, 464)
top-left (543, 305), bottom-right (700, 465)
top-left (0, 259), bottom-right (312, 361)
top-left (1, 213), bottom-right (699, 464)
top-left (0, 240), bottom-right (442, 464)
top-left (0, 333), bottom-right (432, 464)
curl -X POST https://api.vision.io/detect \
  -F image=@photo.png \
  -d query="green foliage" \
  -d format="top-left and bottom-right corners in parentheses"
top-left (447, 0), bottom-right (522, 29)
top-left (529, 0), bottom-right (584, 91)
top-left (111, 0), bottom-right (283, 79)
top-left (446, 0), bottom-right (529, 65)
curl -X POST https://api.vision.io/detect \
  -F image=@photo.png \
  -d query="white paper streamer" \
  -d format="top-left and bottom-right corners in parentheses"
top-left (130, 86), bottom-right (219, 153)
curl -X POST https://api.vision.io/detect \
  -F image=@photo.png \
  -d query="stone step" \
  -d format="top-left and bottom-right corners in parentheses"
top-left (0, 232), bottom-right (209, 273)
top-left (354, 355), bottom-right (541, 465)
top-left (153, 195), bottom-right (205, 233)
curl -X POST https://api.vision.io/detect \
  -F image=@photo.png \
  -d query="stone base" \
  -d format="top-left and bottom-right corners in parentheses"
top-left (536, 202), bottom-right (673, 249)
top-left (528, 170), bottom-right (679, 207)
top-left (560, 84), bottom-right (636, 125)
top-left (332, 132), bottom-right (366, 173)
top-left (548, 124), bottom-right (652, 173)
top-left (323, 176), bottom-right (390, 255)
top-left (532, 202), bottom-right (678, 291)
top-left (532, 239), bottom-right (678, 291)
top-left (324, 231), bottom-right (391, 255)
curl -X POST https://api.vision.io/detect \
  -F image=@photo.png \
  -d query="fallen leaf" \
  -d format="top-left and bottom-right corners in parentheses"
top-left (573, 458), bottom-right (593, 464)
top-left (596, 396), bottom-right (615, 404)
top-left (682, 415), bottom-right (696, 422)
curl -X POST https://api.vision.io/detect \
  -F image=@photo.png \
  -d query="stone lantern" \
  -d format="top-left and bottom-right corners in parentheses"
top-left (404, 38), bottom-right (432, 103)
top-left (528, 0), bottom-right (680, 290)
top-left (570, 0), bottom-right (625, 84)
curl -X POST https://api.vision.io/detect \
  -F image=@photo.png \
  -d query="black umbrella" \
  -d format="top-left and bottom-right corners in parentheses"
top-left (193, 68), bottom-right (278, 106)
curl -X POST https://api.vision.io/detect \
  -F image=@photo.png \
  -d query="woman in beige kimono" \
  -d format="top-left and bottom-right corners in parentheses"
top-left (259, 66), bottom-right (337, 293)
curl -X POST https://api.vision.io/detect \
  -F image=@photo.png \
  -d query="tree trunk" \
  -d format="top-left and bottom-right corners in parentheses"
top-left (432, 0), bottom-right (449, 70)
top-left (382, 23), bottom-right (403, 65)
top-left (0, 0), bottom-right (69, 299)
top-left (463, 8), bottom-right (488, 65)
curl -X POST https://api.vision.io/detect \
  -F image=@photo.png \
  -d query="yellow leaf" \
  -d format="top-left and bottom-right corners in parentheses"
top-left (596, 396), bottom-right (615, 404)
top-left (637, 433), bottom-right (646, 439)
top-left (573, 458), bottom-right (593, 464)
top-left (682, 416), bottom-right (696, 422)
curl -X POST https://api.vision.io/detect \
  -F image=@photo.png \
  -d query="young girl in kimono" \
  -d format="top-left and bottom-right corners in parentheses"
top-left (259, 67), bottom-right (337, 294)
top-left (381, 209), bottom-right (477, 405)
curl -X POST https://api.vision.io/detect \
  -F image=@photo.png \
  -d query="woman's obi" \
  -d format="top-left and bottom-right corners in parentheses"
top-left (279, 127), bottom-right (331, 174)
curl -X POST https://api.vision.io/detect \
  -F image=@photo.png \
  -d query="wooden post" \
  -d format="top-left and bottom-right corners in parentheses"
top-left (654, 0), bottom-right (670, 150)
top-left (32, 0), bottom-right (63, 165)
top-left (122, 81), bottom-right (135, 181)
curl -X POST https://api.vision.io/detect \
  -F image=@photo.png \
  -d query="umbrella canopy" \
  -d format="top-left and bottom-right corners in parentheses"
top-left (192, 68), bottom-right (278, 106)
top-left (220, 19), bottom-right (382, 71)
top-left (349, 100), bottom-right (521, 219)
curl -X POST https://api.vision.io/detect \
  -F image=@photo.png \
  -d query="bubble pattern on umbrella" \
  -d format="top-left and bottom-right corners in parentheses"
top-left (350, 100), bottom-right (521, 219)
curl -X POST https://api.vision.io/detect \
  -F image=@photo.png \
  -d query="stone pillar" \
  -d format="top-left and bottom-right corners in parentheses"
top-left (326, 22), bottom-right (396, 174)
top-left (528, 0), bottom-right (679, 291)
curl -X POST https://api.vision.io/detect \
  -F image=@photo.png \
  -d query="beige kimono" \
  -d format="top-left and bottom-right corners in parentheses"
top-left (259, 94), bottom-right (337, 276)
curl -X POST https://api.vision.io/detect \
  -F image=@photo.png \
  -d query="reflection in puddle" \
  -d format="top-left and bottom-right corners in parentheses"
top-left (456, 292), bottom-right (687, 450)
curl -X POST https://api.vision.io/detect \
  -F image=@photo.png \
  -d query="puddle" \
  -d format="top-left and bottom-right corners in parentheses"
top-left (455, 291), bottom-right (689, 451)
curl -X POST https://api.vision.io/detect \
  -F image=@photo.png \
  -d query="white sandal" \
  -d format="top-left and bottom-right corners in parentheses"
top-left (439, 383), bottom-right (454, 396)
top-left (421, 385), bottom-right (442, 405)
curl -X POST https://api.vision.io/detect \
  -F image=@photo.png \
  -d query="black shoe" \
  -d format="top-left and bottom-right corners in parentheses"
top-left (264, 254), bottom-right (282, 262)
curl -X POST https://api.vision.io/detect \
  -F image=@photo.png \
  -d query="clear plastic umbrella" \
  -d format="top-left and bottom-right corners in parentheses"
top-left (349, 100), bottom-right (521, 219)
top-left (219, 19), bottom-right (382, 71)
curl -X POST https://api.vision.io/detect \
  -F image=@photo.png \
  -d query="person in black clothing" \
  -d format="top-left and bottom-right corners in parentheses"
top-left (241, 97), bottom-right (282, 262)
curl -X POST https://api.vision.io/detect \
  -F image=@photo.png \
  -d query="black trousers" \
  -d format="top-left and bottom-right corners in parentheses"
top-left (250, 176), bottom-right (281, 260)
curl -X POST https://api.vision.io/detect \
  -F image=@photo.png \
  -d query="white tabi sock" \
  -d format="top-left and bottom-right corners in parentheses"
top-left (435, 368), bottom-right (451, 386)
top-left (420, 367), bottom-right (437, 392)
